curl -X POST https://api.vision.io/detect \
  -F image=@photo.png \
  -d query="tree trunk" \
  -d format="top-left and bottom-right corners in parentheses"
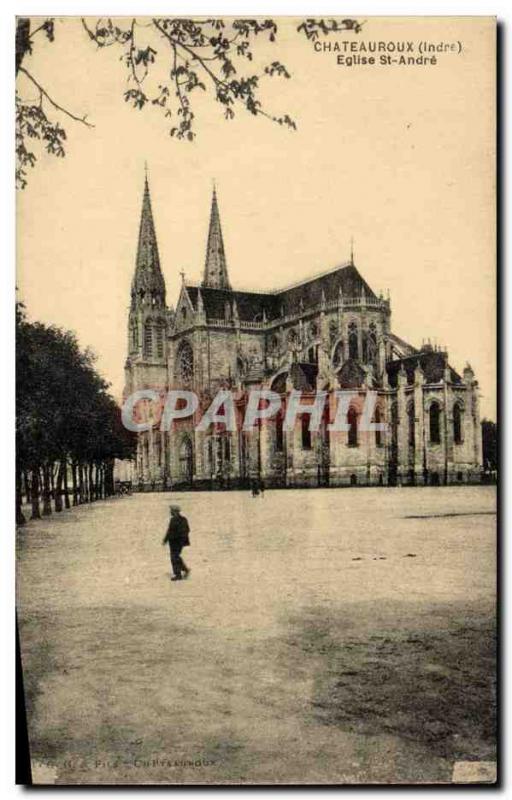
top-left (23, 469), bottom-right (30, 504)
top-left (16, 460), bottom-right (26, 525)
top-left (83, 463), bottom-right (89, 503)
top-left (42, 464), bottom-right (52, 516)
top-left (99, 464), bottom-right (105, 499)
top-left (104, 461), bottom-right (111, 496)
top-left (30, 467), bottom-right (41, 520)
top-left (54, 461), bottom-right (64, 512)
top-left (63, 458), bottom-right (70, 509)
top-left (50, 464), bottom-right (56, 502)
top-left (71, 462), bottom-right (79, 506)
top-left (79, 463), bottom-right (86, 503)
top-left (95, 463), bottom-right (101, 500)
top-left (88, 463), bottom-right (94, 502)
top-left (106, 459), bottom-right (115, 496)
top-left (96, 463), bottom-right (103, 500)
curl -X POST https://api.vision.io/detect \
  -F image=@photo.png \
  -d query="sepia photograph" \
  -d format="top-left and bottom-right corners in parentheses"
top-left (15, 14), bottom-right (496, 785)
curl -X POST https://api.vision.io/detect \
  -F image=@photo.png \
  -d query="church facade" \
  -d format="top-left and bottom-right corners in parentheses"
top-left (123, 177), bottom-right (483, 490)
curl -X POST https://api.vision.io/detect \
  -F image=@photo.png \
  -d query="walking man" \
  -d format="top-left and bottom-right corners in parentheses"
top-left (162, 504), bottom-right (191, 581)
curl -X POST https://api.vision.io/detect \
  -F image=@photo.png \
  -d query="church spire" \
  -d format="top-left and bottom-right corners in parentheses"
top-left (131, 173), bottom-right (166, 309)
top-left (202, 185), bottom-right (231, 290)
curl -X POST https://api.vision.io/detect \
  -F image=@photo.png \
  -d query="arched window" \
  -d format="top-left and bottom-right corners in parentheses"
top-left (177, 339), bottom-right (194, 385)
top-left (368, 323), bottom-right (378, 368)
top-left (224, 436), bottom-right (231, 461)
top-left (408, 400), bottom-right (415, 447)
top-left (362, 331), bottom-right (368, 362)
top-left (453, 403), bottom-right (463, 444)
top-left (131, 322), bottom-right (138, 351)
top-left (320, 402), bottom-right (330, 448)
top-left (390, 401), bottom-right (398, 457)
top-left (156, 324), bottom-right (164, 358)
top-left (348, 322), bottom-right (359, 360)
top-left (179, 436), bottom-right (193, 481)
top-left (332, 340), bottom-right (344, 369)
top-left (144, 321), bottom-right (153, 357)
top-left (329, 320), bottom-right (338, 347)
top-left (429, 401), bottom-right (441, 444)
top-left (271, 372), bottom-right (287, 395)
top-left (288, 328), bottom-right (298, 345)
top-left (276, 412), bottom-right (284, 452)
top-left (347, 406), bottom-right (358, 447)
top-left (375, 406), bottom-right (383, 447)
top-left (234, 357), bottom-right (244, 379)
top-left (206, 437), bottom-right (214, 472)
top-left (301, 415), bottom-right (312, 450)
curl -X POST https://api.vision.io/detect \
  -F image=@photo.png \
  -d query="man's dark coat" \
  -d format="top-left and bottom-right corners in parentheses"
top-left (163, 514), bottom-right (190, 550)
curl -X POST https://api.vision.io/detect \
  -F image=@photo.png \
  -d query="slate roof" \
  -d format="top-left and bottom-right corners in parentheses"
top-left (290, 363), bottom-right (318, 391)
top-left (386, 350), bottom-right (462, 387)
top-left (387, 332), bottom-right (418, 357)
top-left (185, 286), bottom-right (280, 322)
top-left (274, 263), bottom-right (377, 317)
top-left (185, 263), bottom-right (378, 323)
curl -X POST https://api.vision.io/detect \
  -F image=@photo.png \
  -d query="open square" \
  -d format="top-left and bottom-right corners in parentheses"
top-left (17, 485), bottom-right (496, 785)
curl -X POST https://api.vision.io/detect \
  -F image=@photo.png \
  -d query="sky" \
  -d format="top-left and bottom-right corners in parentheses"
top-left (16, 16), bottom-right (496, 419)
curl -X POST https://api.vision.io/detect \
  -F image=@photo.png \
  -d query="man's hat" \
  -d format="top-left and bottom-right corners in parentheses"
top-left (170, 504), bottom-right (181, 512)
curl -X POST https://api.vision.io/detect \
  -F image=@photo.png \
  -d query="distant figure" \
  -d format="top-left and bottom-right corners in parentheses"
top-left (251, 479), bottom-right (260, 498)
top-left (162, 504), bottom-right (190, 581)
top-left (259, 478), bottom-right (265, 497)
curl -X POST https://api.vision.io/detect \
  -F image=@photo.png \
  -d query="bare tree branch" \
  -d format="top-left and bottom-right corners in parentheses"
top-left (18, 66), bottom-right (95, 128)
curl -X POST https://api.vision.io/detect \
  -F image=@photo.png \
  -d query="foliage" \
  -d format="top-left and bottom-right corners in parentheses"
top-left (16, 301), bottom-right (136, 521)
top-left (15, 16), bottom-right (361, 188)
top-left (15, 93), bottom-right (67, 189)
top-left (481, 418), bottom-right (497, 472)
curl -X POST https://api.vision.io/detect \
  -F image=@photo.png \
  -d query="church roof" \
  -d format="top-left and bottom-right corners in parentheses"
top-left (186, 285), bottom-right (280, 322)
top-left (386, 350), bottom-right (462, 387)
top-left (274, 263), bottom-right (377, 316)
top-left (186, 263), bottom-right (378, 323)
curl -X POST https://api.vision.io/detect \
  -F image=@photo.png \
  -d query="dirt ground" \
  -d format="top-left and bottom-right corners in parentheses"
top-left (17, 486), bottom-right (497, 785)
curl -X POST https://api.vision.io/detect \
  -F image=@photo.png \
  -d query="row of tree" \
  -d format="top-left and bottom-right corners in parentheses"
top-left (16, 302), bottom-right (136, 524)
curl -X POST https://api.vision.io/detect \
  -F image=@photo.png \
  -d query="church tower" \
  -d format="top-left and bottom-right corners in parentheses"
top-left (125, 172), bottom-right (171, 488)
top-left (202, 186), bottom-right (231, 290)
top-left (127, 173), bottom-right (168, 366)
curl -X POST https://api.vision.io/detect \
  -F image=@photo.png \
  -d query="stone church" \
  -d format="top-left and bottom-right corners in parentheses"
top-left (123, 176), bottom-right (483, 490)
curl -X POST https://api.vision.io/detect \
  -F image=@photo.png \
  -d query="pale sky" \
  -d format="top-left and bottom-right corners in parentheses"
top-left (16, 16), bottom-right (496, 419)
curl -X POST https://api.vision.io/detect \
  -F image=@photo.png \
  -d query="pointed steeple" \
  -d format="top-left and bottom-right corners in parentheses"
top-left (202, 186), bottom-right (231, 290)
top-left (131, 174), bottom-right (166, 309)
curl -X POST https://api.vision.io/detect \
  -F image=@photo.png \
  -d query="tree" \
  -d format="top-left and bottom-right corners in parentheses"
top-left (481, 419), bottom-right (497, 474)
top-left (15, 16), bottom-right (362, 188)
top-left (16, 302), bottom-right (136, 524)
